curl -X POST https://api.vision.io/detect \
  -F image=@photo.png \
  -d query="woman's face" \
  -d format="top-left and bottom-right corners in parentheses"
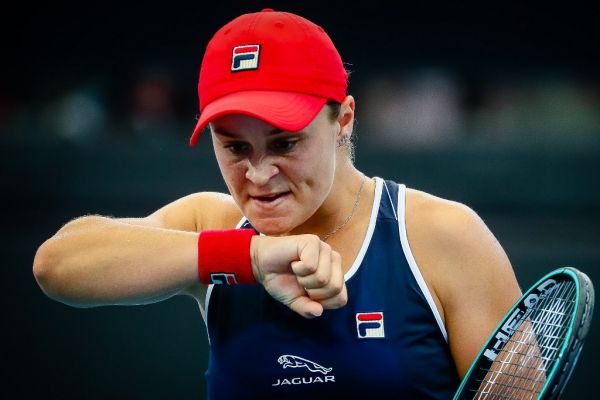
top-left (210, 105), bottom-right (339, 235)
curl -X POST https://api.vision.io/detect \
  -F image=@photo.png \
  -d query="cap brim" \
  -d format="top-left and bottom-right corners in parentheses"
top-left (189, 91), bottom-right (328, 147)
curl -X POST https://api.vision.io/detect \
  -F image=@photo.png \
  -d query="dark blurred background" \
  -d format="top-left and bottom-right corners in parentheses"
top-left (3, 1), bottom-right (598, 398)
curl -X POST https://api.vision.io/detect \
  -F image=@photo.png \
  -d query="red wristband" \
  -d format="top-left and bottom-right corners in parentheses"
top-left (198, 229), bottom-right (257, 285)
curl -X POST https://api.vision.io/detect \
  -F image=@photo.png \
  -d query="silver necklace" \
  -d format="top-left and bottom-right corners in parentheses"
top-left (321, 176), bottom-right (368, 242)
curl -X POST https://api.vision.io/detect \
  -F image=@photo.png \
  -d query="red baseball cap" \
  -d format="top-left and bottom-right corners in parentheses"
top-left (189, 9), bottom-right (348, 147)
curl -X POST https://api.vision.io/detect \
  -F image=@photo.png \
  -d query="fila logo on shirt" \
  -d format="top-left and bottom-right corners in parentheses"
top-left (356, 312), bottom-right (385, 339)
top-left (231, 44), bottom-right (260, 72)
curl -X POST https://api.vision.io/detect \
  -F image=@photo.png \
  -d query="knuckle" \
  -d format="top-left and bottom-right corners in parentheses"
top-left (320, 242), bottom-right (331, 253)
top-left (331, 251), bottom-right (341, 262)
top-left (340, 289), bottom-right (348, 305)
top-left (330, 278), bottom-right (343, 294)
top-left (303, 261), bottom-right (318, 274)
top-left (338, 294), bottom-right (348, 307)
top-left (332, 291), bottom-right (348, 308)
top-left (315, 272), bottom-right (330, 287)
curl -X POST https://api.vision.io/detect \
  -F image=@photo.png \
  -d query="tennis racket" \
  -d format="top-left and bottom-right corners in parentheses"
top-left (454, 267), bottom-right (594, 400)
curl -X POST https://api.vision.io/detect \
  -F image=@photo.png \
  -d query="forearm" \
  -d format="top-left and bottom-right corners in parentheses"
top-left (33, 216), bottom-right (199, 307)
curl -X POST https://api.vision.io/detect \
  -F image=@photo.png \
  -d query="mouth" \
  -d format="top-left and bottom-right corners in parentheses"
top-left (250, 191), bottom-right (291, 207)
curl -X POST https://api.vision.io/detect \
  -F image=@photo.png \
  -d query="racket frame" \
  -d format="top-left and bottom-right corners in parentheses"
top-left (453, 267), bottom-right (594, 400)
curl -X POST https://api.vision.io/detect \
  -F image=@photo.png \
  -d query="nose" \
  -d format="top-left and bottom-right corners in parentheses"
top-left (245, 158), bottom-right (279, 186)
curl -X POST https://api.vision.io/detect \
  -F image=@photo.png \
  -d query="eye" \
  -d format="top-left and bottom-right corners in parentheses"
top-left (224, 142), bottom-right (250, 155)
top-left (271, 139), bottom-right (298, 153)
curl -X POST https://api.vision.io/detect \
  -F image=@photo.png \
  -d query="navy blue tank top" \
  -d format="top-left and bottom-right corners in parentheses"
top-left (203, 178), bottom-right (459, 399)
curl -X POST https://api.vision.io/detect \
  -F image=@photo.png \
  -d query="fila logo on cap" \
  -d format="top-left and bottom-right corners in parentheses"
top-left (356, 312), bottom-right (385, 339)
top-left (231, 44), bottom-right (260, 72)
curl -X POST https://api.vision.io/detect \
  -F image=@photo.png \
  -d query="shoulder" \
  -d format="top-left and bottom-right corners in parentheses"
top-left (405, 187), bottom-right (517, 301)
top-left (144, 191), bottom-right (243, 232)
top-left (405, 188), bottom-right (488, 253)
top-left (190, 192), bottom-right (244, 231)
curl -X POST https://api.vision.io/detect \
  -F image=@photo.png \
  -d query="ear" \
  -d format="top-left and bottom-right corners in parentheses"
top-left (337, 95), bottom-right (355, 142)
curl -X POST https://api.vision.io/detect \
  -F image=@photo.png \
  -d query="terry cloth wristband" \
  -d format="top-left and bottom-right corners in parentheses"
top-left (198, 229), bottom-right (257, 285)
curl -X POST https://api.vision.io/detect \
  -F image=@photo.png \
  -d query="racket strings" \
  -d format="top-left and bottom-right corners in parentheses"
top-left (480, 280), bottom-right (575, 399)
top-left (494, 280), bottom-right (574, 399)
top-left (473, 279), bottom-right (576, 399)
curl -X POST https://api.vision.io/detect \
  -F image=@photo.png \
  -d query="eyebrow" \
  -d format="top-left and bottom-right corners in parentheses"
top-left (212, 127), bottom-right (286, 138)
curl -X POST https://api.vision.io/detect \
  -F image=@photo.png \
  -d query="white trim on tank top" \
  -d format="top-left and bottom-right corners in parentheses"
top-left (395, 183), bottom-right (449, 342)
top-left (342, 176), bottom-right (383, 281)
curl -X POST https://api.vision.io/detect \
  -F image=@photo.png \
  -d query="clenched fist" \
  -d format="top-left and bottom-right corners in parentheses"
top-left (250, 234), bottom-right (348, 319)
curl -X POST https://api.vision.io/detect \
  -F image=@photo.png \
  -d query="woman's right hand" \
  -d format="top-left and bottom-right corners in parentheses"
top-left (250, 234), bottom-right (348, 319)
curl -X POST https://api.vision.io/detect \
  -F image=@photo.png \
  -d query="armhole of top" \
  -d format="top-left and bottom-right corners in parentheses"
top-left (201, 216), bottom-right (250, 345)
top-left (397, 185), bottom-right (449, 342)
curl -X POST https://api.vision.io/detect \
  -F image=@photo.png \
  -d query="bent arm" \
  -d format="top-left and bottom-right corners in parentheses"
top-left (32, 193), bottom-right (240, 307)
top-left (33, 191), bottom-right (348, 318)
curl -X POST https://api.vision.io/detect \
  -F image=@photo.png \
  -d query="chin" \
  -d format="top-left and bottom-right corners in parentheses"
top-left (246, 216), bottom-right (296, 236)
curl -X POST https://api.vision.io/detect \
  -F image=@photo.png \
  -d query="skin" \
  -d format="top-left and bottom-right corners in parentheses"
top-left (32, 94), bottom-right (521, 379)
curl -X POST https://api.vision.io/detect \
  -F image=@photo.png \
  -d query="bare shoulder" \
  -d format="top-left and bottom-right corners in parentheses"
top-left (405, 187), bottom-right (519, 305)
top-left (120, 191), bottom-right (243, 232)
top-left (183, 191), bottom-right (244, 231)
top-left (405, 188), bottom-right (521, 377)
top-left (405, 188), bottom-right (474, 236)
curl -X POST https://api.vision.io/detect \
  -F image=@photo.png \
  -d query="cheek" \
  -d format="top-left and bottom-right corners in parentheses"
top-left (292, 138), bottom-right (336, 200)
top-left (214, 152), bottom-right (246, 196)
top-left (310, 134), bottom-right (336, 177)
top-left (223, 164), bottom-right (246, 195)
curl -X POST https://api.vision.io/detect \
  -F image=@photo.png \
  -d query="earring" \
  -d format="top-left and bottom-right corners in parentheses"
top-left (337, 135), bottom-right (348, 147)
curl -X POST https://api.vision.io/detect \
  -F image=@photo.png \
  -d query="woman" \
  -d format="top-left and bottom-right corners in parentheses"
top-left (33, 9), bottom-right (522, 399)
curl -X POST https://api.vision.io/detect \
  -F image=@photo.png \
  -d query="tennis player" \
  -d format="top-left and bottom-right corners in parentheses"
top-left (33, 9), bottom-right (522, 399)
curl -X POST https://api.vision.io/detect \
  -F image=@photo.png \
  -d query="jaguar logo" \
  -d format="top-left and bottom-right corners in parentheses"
top-left (277, 355), bottom-right (332, 375)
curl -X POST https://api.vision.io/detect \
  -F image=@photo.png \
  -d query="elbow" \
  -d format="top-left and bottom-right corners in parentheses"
top-left (33, 239), bottom-right (64, 301)
top-left (32, 239), bottom-right (89, 307)
top-left (33, 215), bottom-right (108, 306)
